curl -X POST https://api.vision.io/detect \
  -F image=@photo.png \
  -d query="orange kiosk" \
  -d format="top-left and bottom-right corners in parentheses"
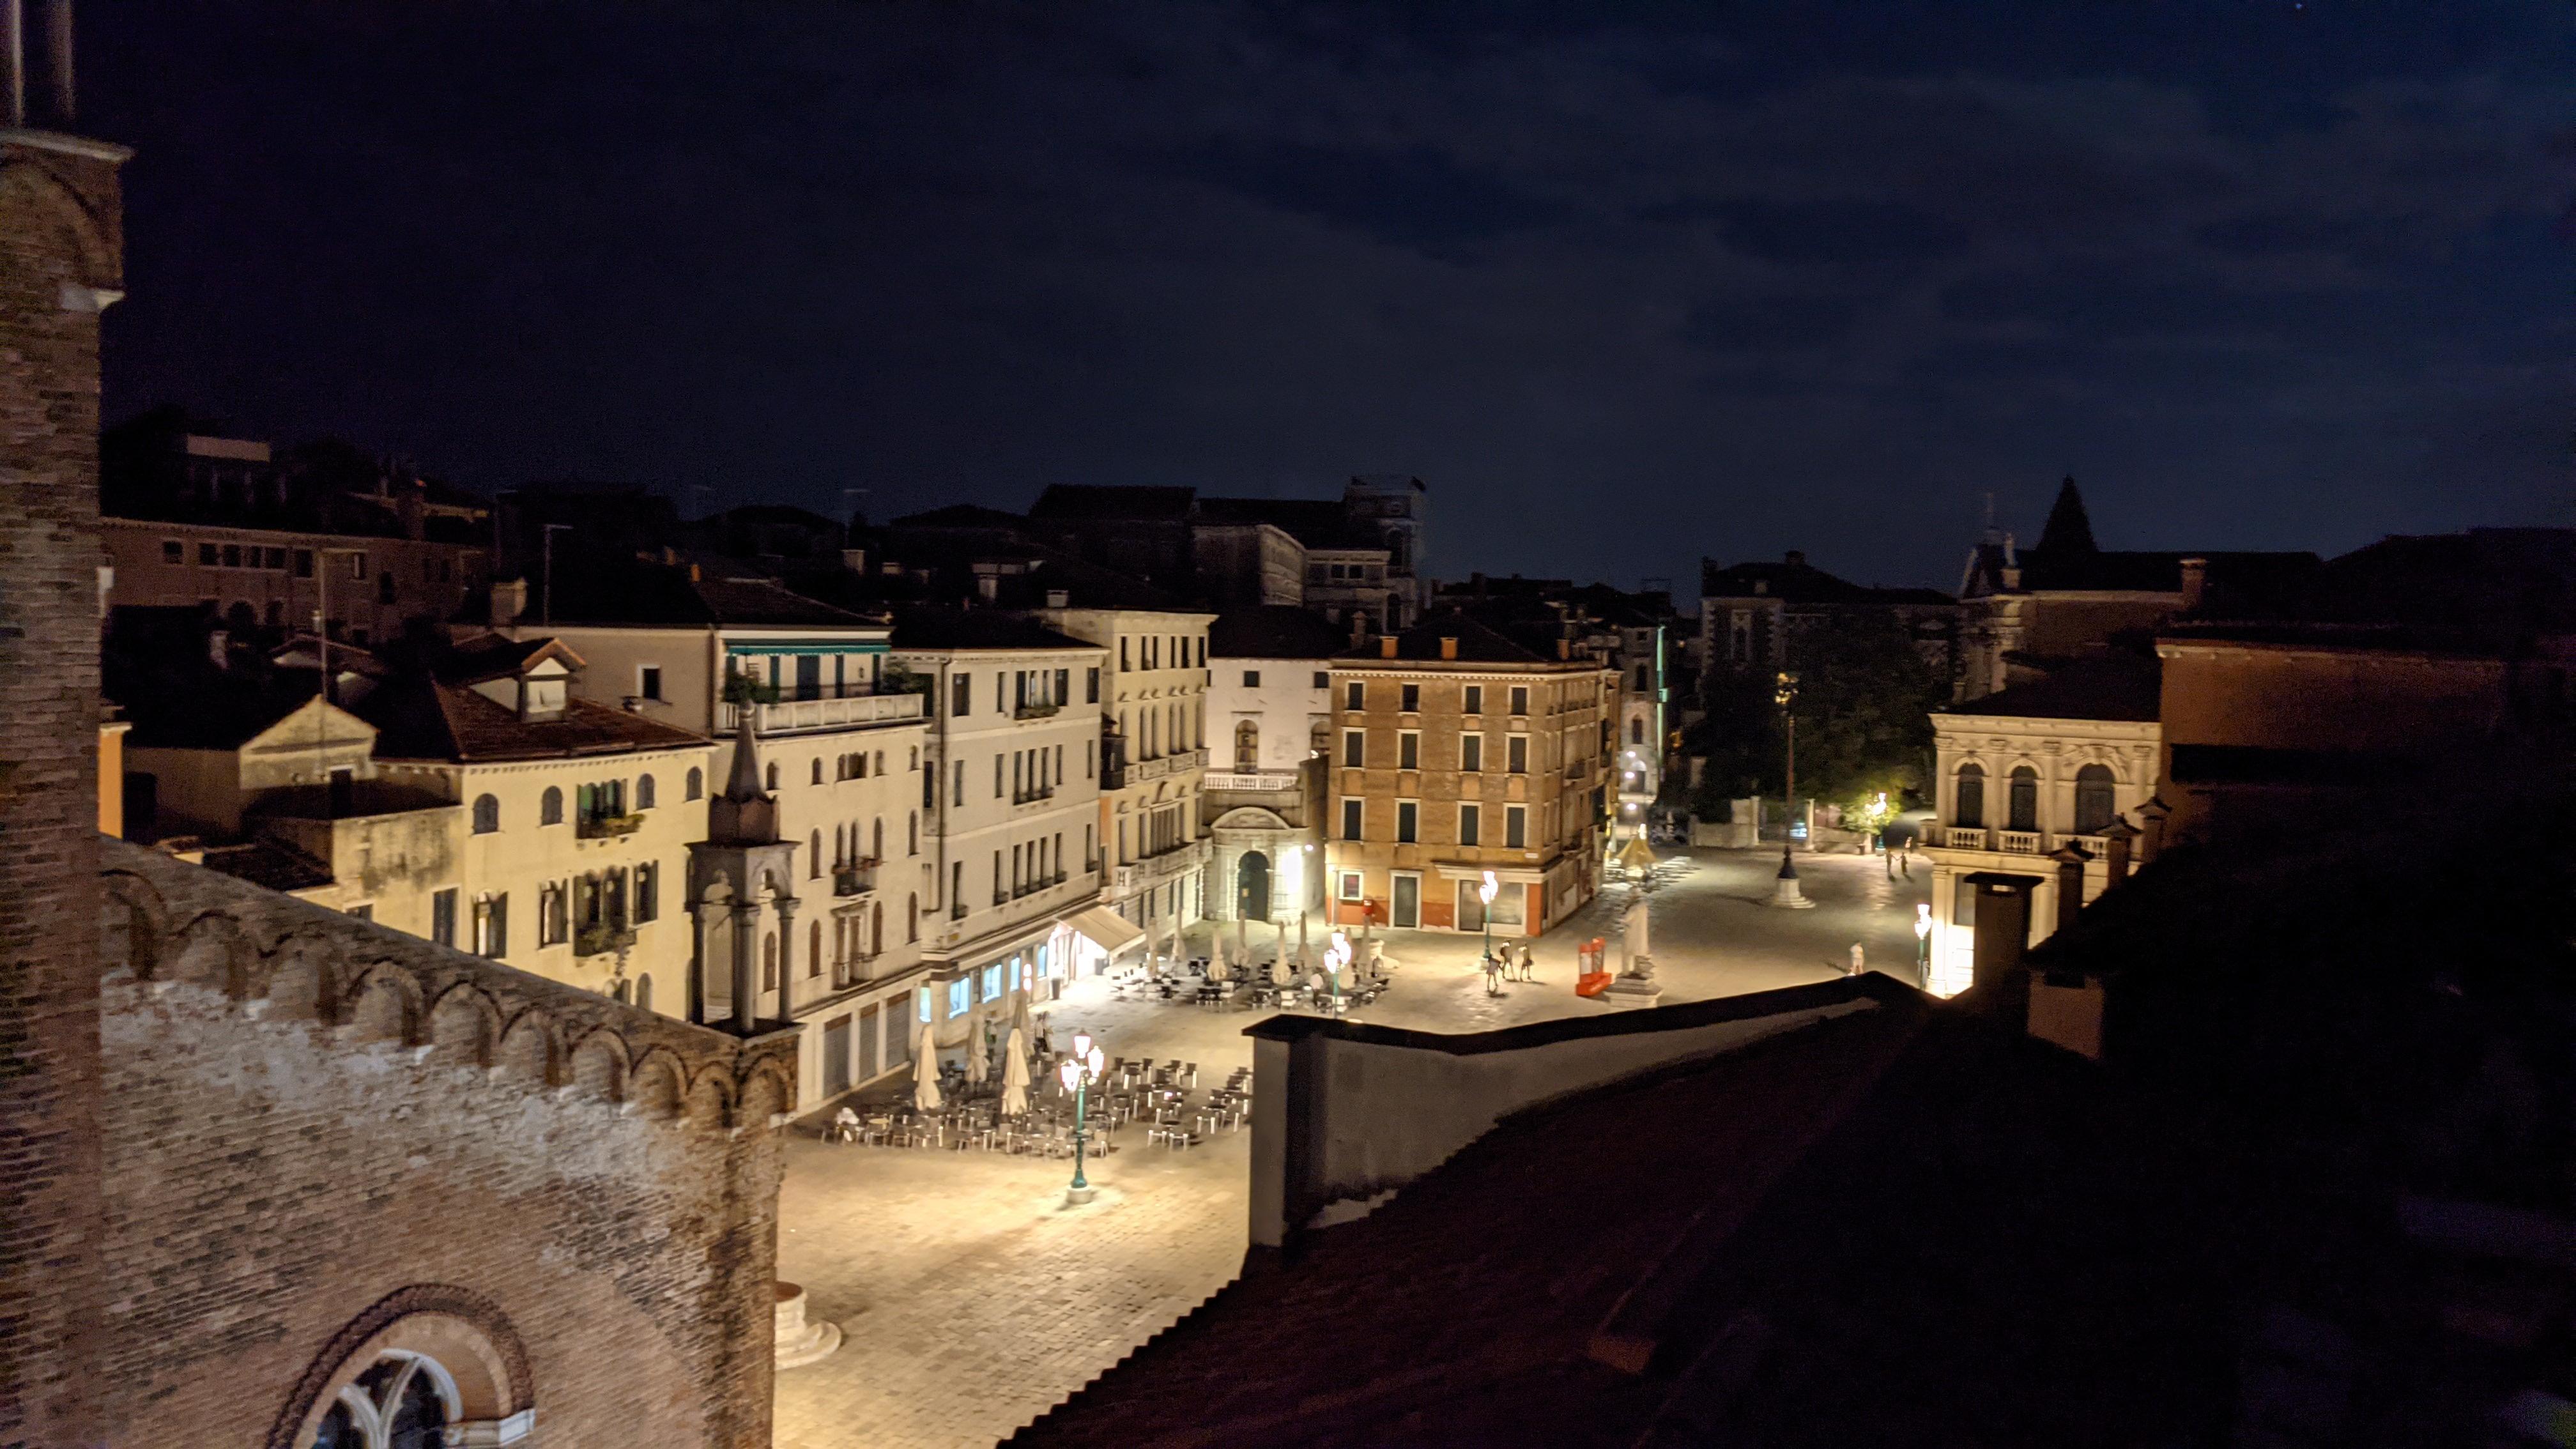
top-left (1575, 937), bottom-right (1613, 998)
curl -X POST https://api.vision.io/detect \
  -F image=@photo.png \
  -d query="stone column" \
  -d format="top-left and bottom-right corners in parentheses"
top-left (730, 901), bottom-right (760, 1032)
top-left (774, 897), bottom-right (799, 1020)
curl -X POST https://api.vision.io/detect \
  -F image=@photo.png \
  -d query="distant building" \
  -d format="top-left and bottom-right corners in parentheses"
top-left (1326, 611), bottom-right (1615, 937)
top-left (1698, 549), bottom-right (1959, 687)
top-left (1204, 605), bottom-right (1346, 923)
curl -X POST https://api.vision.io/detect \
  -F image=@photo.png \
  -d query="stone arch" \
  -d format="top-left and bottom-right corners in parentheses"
top-left (739, 1064), bottom-right (793, 1128)
top-left (427, 985), bottom-right (501, 1068)
top-left (346, 967), bottom-right (418, 1046)
top-left (568, 1029), bottom-right (629, 1102)
top-left (496, 1009), bottom-right (559, 1086)
top-left (167, 910), bottom-right (257, 999)
top-left (1209, 806), bottom-right (1294, 833)
top-left (265, 1284), bottom-right (533, 1449)
top-left (0, 157), bottom-right (119, 292)
top-left (99, 870), bottom-right (170, 981)
top-left (627, 1052), bottom-right (686, 1121)
top-left (684, 1071), bottom-right (733, 1129)
top-left (261, 930), bottom-right (349, 1022)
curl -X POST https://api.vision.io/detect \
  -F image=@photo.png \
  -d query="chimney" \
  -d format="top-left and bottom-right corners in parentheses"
top-left (1784, 549), bottom-right (1805, 567)
top-left (841, 548), bottom-right (868, 574)
top-left (1556, 639), bottom-right (1570, 660)
top-left (977, 574), bottom-right (1000, 602)
top-left (1046, 588), bottom-right (1070, 609)
top-left (1379, 635), bottom-right (1398, 659)
top-left (2049, 843), bottom-right (2091, 936)
top-left (1439, 636), bottom-right (1457, 660)
top-left (2178, 556), bottom-right (2208, 614)
top-left (489, 578), bottom-right (528, 625)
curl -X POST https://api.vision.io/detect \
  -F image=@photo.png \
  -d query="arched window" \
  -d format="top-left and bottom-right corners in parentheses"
top-left (809, 919), bottom-right (822, 977)
top-left (870, 901), bottom-right (883, 956)
top-left (686, 767), bottom-right (705, 801)
top-left (470, 795), bottom-right (500, 834)
top-left (635, 974), bottom-right (653, 1014)
top-left (907, 810), bottom-right (918, 855)
top-left (1953, 765), bottom-right (1984, 829)
top-left (871, 817), bottom-right (884, 861)
top-left (539, 787), bottom-right (563, 826)
top-left (810, 830), bottom-right (823, 878)
top-left (1630, 717), bottom-right (1645, 744)
top-left (636, 774), bottom-right (656, 809)
top-left (2007, 765), bottom-right (2039, 832)
top-left (766, 763), bottom-right (780, 791)
top-left (811, 758), bottom-right (823, 785)
top-left (311, 1351), bottom-right (452, 1448)
top-left (874, 750), bottom-right (885, 774)
top-left (1235, 719), bottom-right (1259, 770)
top-left (2073, 763), bottom-right (2117, 835)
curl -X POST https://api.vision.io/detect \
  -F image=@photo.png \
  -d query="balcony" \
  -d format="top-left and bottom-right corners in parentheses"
top-left (1205, 769), bottom-right (1299, 792)
top-left (1124, 748), bottom-right (1208, 786)
top-left (1996, 831), bottom-right (2044, 855)
top-left (832, 861), bottom-right (878, 897)
top-left (1936, 825), bottom-right (2058, 855)
top-left (1011, 785), bottom-right (1057, 807)
top-left (1013, 701), bottom-right (1061, 721)
top-left (1112, 839), bottom-right (1206, 896)
top-left (1940, 825), bottom-right (1989, 850)
top-left (1009, 870), bottom-right (1071, 901)
top-left (574, 923), bottom-right (636, 958)
top-left (717, 690), bottom-right (925, 737)
top-left (576, 811), bottom-right (643, 840)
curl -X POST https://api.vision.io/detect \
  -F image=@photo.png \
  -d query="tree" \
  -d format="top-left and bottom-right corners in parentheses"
top-left (1679, 610), bottom-right (1941, 821)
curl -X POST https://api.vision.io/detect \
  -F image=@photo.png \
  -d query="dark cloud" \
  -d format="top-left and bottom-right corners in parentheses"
top-left (1641, 198), bottom-right (1970, 266)
top-left (1168, 141), bottom-right (1570, 256)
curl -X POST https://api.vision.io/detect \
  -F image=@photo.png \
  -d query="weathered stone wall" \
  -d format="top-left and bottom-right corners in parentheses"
top-left (98, 840), bottom-right (794, 1446)
top-left (0, 128), bottom-right (127, 1449)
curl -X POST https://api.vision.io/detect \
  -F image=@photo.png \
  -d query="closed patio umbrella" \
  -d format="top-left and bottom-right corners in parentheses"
top-left (967, 1027), bottom-right (991, 1086)
top-left (1000, 1027), bottom-right (1031, 1117)
top-left (913, 1023), bottom-right (942, 1112)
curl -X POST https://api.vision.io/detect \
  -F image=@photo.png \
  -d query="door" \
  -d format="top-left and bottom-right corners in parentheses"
top-left (1455, 880), bottom-right (1485, 933)
top-left (859, 1004), bottom-right (880, 1082)
top-left (1236, 851), bottom-right (1271, 922)
top-left (795, 654), bottom-right (823, 701)
top-left (824, 1015), bottom-right (852, 1097)
top-left (1391, 873), bottom-right (1420, 928)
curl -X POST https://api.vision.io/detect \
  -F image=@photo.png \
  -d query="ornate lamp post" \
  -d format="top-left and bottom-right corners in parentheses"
top-left (1057, 1030), bottom-right (1107, 1204)
top-left (1324, 931), bottom-right (1349, 1014)
top-left (1913, 903), bottom-right (1933, 988)
top-left (1768, 672), bottom-right (1813, 909)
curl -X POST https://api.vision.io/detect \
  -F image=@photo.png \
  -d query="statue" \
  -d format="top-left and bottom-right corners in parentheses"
top-left (1605, 888), bottom-right (1662, 1004)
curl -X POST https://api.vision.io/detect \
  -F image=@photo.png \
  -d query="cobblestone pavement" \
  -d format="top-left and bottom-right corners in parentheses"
top-left (770, 848), bottom-right (1928, 1448)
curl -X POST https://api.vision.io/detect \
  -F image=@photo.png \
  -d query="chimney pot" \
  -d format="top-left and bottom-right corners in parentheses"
top-left (1439, 636), bottom-right (1458, 659)
top-left (489, 578), bottom-right (528, 626)
top-left (2178, 556), bottom-right (2209, 613)
top-left (1379, 635), bottom-right (1399, 659)
top-left (1785, 549), bottom-right (1805, 567)
top-left (1046, 588), bottom-right (1070, 609)
top-left (1557, 639), bottom-right (1570, 659)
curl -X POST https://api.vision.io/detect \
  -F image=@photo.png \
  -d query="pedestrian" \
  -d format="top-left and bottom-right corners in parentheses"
top-left (1517, 942), bottom-right (1535, 981)
top-left (1900, 838), bottom-right (1913, 878)
top-left (1848, 942), bottom-right (1866, 978)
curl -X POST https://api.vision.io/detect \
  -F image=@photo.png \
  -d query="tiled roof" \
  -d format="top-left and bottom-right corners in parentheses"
top-left (1208, 606), bottom-right (1349, 661)
top-left (355, 675), bottom-right (712, 764)
top-left (1028, 484), bottom-right (1198, 521)
top-left (1330, 608), bottom-right (1561, 665)
top-left (1943, 650), bottom-right (2161, 722)
top-left (197, 840), bottom-right (335, 893)
top-left (887, 606), bottom-right (1100, 654)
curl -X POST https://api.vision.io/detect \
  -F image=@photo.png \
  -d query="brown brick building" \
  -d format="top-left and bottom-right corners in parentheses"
top-left (1323, 612), bottom-right (1616, 938)
top-left (3, 42), bottom-right (793, 1446)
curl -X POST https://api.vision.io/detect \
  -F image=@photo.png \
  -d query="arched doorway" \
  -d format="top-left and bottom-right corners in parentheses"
top-left (1236, 850), bottom-right (1271, 923)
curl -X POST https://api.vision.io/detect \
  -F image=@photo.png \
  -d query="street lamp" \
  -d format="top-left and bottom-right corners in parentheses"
top-left (1057, 1030), bottom-right (1107, 1204)
top-left (1913, 903), bottom-right (1933, 989)
top-left (1478, 870), bottom-right (1499, 972)
top-left (1768, 672), bottom-right (1813, 909)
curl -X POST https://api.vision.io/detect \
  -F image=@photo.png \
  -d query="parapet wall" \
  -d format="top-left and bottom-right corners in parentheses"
top-left (96, 838), bottom-right (794, 1446)
top-left (1247, 976), bottom-right (1902, 1248)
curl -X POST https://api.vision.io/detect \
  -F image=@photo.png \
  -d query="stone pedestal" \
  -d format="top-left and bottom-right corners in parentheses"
top-left (1603, 956), bottom-right (1663, 1006)
top-left (1767, 873), bottom-right (1814, 909)
top-left (1066, 1183), bottom-right (1097, 1205)
top-left (774, 1280), bottom-right (842, 1369)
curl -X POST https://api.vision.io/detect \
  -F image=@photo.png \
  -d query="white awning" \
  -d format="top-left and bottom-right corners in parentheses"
top-left (1068, 905), bottom-right (1146, 957)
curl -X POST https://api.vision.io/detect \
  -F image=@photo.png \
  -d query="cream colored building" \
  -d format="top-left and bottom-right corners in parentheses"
top-left (356, 636), bottom-right (714, 1015)
top-left (892, 606), bottom-right (1124, 1064)
top-left (1029, 604), bottom-right (1217, 934)
top-left (509, 564), bottom-right (933, 1107)
top-left (1920, 654), bottom-right (2161, 996)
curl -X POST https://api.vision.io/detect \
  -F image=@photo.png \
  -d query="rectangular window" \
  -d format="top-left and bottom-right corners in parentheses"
top-left (1400, 684), bottom-right (1420, 712)
top-left (1398, 731), bottom-right (1419, 770)
top-left (953, 760), bottom-right (965, 806)
top-left (1345, 680), bottom-right (1363, 710)
top-left (639, 665), bottom-right (663, 701)
top-left (951, 673), bottom-right (971, 716)
top-left (1197, 637), bottom-right (1206, 668)
top-left (1341, 797), bottom-right (1363, 840)
top-left (1342, 730), bottom-right (1365, 768)
top-left (264, 547), bottom-right (287, 569)
top-left (220, 544), bottom-right (241, 568)
top-left (1085, 740), bottom-right (1095, 778)
top-left (1509, 686), bottom-right (1529, 716)
top-left (1054, 668), bottom-right (1069, 703)
top-left (1954, 879), bottom-right (1978, 930)
top-left (1337, 870), bottom-right (1363, 901)
top-left (476, 894), bottom-right (509, 958)
top-left (198, 542), bottom-right (219, 566)
top-left (1508, 735), bottom-right (1528, 774)
top-left (1464, 684), bottom-right (1483, 714)
top-left (1397, 801), bottom-right (1418, 844)
top-left (378, 571), bottom-right (397, 604)
top-left (292, 548), bottom-right (314, 578)
top-left (1086, 666), bottom-right (1101, 703)
top-left (1462, 734), bottom-right (1483, 772)
top-left (981, 963), bottom-right (1001, 1001)
top-left (1313, 671), bottom-right (1328, 689)
top-left (1121, 637), bottom-right (1131, 671)
top-left (634, 862), bottom-right (658, 923)
top-left (1506, 805), bottom-right (1527, 849)
top-left (162, 539), bottom-right (183, 564)
top-left (947, 980), bottom-right (969, 1018)
top-left (994, 755), bottom-right (1004, 797)
top-left (431, 888), bottom-right (458, 947)
top-left (349, 553), bottom-right (367, 579)
top-left (1242, 669), bottom-right (1261, 687)
top-left (1459, 804), bottom-right (1480, 847)
top-left (920, 987), bottom-right (935, 1023)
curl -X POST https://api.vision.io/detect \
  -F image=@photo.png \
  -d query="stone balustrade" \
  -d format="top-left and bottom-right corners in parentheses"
top-left (718, 691), bottom-right (924, 736)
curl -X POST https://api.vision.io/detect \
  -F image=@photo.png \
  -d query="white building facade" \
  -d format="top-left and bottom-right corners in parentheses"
top-left (1204, 607), bottom-right (1342, 924)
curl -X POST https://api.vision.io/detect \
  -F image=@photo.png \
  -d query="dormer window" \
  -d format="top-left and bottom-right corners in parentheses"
top-left (520, 677), bottom-right (567, 721)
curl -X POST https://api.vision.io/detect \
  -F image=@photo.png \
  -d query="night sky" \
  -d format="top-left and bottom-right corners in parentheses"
top-left (84, 2), bottom-right (2576, 595)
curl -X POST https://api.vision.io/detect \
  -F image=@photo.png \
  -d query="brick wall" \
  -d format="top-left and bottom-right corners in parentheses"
top-left (0, 130), bottom-right (127, 1448)
top-left (98, 840), bottom-right (794, 1445)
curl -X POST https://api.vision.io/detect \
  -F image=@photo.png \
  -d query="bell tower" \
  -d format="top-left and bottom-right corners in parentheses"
top-left (687, 713), bottom-right (801, 1032)
top-left (0, 2), bottom-right (126, 1440)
